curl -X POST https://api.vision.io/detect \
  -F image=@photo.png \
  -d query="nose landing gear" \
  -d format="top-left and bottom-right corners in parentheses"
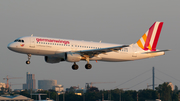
top-left (26, 54), bottom-right (31, 65)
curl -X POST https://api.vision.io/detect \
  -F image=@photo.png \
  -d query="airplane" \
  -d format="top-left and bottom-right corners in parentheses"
top-left (7, 22), bottom-right (170, 70)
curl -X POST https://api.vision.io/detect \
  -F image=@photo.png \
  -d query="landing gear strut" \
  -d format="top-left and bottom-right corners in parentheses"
top-left (72, 62), bottom-right (79, 70)
top-left (26, 54), bottom-right (31, 65)
top-left (85, 57), bottom-right (92, 69)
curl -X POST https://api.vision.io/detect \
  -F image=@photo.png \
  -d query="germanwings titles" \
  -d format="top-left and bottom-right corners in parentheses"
top-left (7, 22), bottom-right (170, 70)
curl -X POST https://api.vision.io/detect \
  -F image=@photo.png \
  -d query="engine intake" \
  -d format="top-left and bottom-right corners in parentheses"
top-left (45, 56), bottom-right (64, 63)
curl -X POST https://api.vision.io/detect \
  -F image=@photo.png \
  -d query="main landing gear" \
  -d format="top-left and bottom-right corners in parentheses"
top-left (26, 54), bottom-right (31, 65)
top-left (71, 57), bottom-right (92, 70)
top-left (72, 62), bottom-right (79, 70)
top-left (85, 64), bottom-right (92, 69)
top-left (71, 63), bottom-right (92, 70)
top-left (85, 57), bottom-right (92, 69)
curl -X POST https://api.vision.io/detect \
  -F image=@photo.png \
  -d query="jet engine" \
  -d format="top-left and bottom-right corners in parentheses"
top-left (44, 56), bottom-right (64, 63)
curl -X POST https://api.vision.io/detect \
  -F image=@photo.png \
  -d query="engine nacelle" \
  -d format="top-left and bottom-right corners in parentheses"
top-left (45, 56), bottom-right (64, 63)
top-left (65, 53), bottom-right (82, 62)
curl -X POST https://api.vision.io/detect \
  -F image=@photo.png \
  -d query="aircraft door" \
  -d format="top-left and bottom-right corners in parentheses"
top-left (30, 37), bottom-right (35, 48)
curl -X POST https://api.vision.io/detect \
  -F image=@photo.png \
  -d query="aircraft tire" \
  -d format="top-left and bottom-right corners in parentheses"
top-left (85, 64), bottom-right (92, 69)
top-left (72, 64), bottom-right (79, 70)
top-left (26, 61), bottom-right (30, 64)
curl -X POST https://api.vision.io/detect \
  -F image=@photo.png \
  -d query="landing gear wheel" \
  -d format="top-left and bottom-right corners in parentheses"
top-left (26, 61), bottom-right (30, 64)
top-left (72, 62), bottom-right (79, 70)
top-left (72, 64), bottom-right (79, 70)
top-left (85, 64), bottom-right (92, 69)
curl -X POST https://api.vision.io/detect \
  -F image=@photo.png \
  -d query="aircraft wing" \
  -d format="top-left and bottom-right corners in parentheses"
top-left (77, 45), bottom-right (129, 57)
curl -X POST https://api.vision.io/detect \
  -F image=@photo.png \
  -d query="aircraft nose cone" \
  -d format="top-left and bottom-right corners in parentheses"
top-left (7, 42), bottom-right (14, 50)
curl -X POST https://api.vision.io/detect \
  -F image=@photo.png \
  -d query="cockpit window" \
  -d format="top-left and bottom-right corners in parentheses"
top-left (14, 39), bottom-right (24, 43)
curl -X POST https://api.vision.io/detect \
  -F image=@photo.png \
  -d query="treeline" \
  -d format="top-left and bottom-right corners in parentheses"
top-left (4, 82), bottom-right (180, 101)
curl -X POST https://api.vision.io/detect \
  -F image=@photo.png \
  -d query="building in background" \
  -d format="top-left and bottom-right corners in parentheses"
top-left (38, 80), bottom-right (57, 90)
top-left (66, 86), bottom-right (86, 96)
top-left (53, 85), bottom-right (64, 92)
top-left (23, 72), bottom-right (36, 90)
top-left (0, 82), bottom-right (6, 91)
top-left (0, 82), bottom-right (6, 88)
top-left (0, 95), bottom-right (33, 101)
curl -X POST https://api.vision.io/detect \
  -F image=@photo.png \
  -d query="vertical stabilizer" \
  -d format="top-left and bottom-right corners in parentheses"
top-left (136, 22), bottom-right (163, 51)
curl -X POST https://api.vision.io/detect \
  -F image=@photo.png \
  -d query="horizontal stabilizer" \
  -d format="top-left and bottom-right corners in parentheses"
top-left (142, 49), bottom-right (171, 54)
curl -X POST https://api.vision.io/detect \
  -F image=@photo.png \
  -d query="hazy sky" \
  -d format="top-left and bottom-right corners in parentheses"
top-left (0, 0), bottom-right (180, 91)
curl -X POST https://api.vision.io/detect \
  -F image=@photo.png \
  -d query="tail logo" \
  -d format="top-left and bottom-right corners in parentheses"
top-left (137, 22), bottom-right (163, 51)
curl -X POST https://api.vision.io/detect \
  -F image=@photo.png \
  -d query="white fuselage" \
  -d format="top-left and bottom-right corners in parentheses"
top-left (7, 36), bottom-right (164, 62)
top-left (7, 22), bottom-right (168, 70)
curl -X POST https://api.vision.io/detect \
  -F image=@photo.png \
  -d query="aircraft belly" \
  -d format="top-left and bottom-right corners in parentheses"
top-left (11, 47), bottom-right (56, 55)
